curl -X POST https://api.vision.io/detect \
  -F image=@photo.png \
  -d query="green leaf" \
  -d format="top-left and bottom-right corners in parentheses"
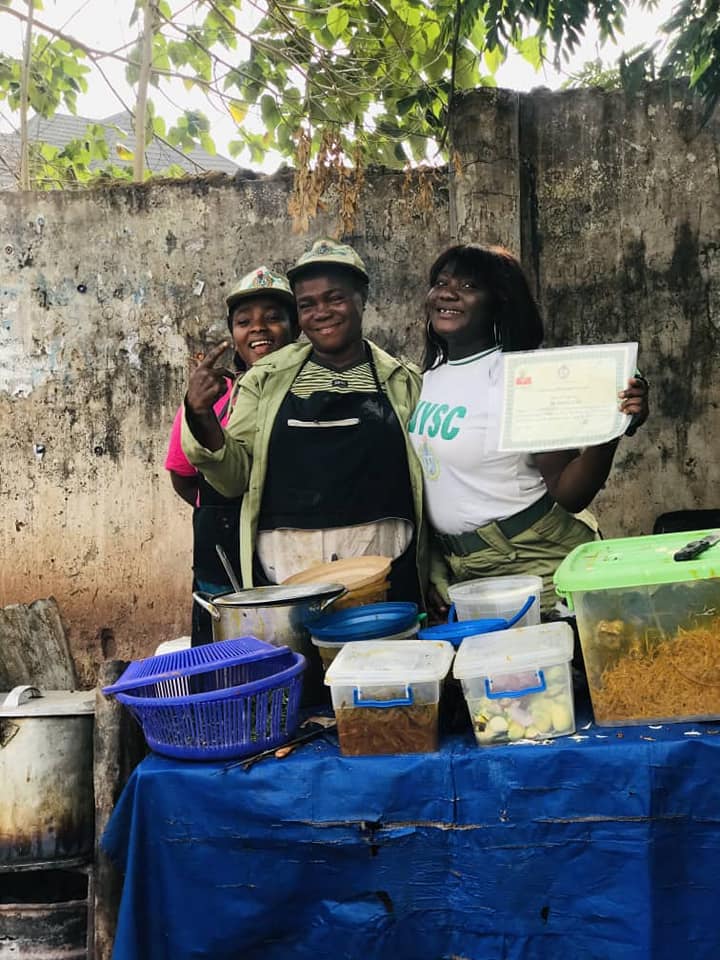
top-left (484, 44), bottom-right (504, 74)
top-left (514, 35), bottom-right (544, 70)
top-left (228, 100), bottom-right (247, 125)
top-left (327, 5), bottom-right (350, 38)
top-left (260, 94), bottom-right (281, 129)
top-left (116, 143), bottom-right (134, 161)
top-left (200, 132), bottom-right (216, 155)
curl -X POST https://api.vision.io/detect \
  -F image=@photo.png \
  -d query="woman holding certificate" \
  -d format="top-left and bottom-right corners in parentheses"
top-left (409, 243), bottom-right (649, 617)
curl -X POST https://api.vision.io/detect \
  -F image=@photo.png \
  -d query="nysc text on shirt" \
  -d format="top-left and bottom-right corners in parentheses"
top-left (408, 348), bottom-right (547, 535)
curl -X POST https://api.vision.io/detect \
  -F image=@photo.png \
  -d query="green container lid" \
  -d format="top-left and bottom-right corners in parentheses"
top-left (554, 529), bottom-right (720, 601)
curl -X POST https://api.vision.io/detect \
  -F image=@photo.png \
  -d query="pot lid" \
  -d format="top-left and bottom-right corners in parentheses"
top-left (283, 557), bottom-right (392, 592)
top-left (210, 583), bottom-right (345, 607)
top-left (0, 686), bottom-right (95, 718)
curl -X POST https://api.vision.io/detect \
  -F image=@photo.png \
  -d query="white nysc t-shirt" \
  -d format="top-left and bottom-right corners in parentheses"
top-left (408, 347), bottom-right (547, 535)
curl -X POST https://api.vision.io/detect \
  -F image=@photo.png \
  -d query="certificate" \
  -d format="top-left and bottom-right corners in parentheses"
top-left (496, 342), bottom-right (638, 453)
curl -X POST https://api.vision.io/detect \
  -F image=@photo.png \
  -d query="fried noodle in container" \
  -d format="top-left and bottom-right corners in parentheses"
top-left (554, 530), bottom-right (720, 726)
top-left (324, 639), bottom-right (454, 756)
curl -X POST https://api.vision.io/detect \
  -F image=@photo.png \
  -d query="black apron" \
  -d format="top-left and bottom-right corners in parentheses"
top-left (258, 347), bottom-right (420, 603)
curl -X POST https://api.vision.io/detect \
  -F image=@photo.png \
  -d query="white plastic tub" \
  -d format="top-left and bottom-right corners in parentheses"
top-left (453, 622), bottom-right (575, 745)
top-left (312, 624), bottom-right (419, 670)
top-left (325, 640), bottom-right (454, 756)
top-left (448, 575), bottom-right (542, 628)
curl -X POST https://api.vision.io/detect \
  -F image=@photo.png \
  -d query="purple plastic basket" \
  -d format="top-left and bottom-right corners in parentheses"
top-left (103, 637), bottom-right (290, 700)
top-left (116, 653), bottom-right (306, 761)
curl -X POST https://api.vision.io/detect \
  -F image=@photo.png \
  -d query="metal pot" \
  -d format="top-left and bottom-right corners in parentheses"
top-left (0, 687), bottom-right (95, 868)
top-left (193, 583), bottom-right (345, 650)
top-left (193, 584), bottom-right (345, 705)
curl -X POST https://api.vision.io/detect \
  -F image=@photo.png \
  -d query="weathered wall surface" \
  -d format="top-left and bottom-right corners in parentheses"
top-left (527, 83), bottom-right (720, 537)
top-left (0, 172), bottom-right (447, 680)
top-left (1, 81), bottom-right (718, 678)
top-left (453, 82), bottom-right (720, 538)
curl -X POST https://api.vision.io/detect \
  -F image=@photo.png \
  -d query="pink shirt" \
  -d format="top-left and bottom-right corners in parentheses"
top-left (164, 378), bottom-right (235, 478)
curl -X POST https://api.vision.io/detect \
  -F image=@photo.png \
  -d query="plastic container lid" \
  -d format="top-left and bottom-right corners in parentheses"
top-left (103, 637), bottom-right (288, 696)
top-left (283, 557), bottom-right (392, 592)
top-left (309, 602), bottom-right (418, 642)
top-left (325, 639), bottom-right (454, 686)
top-left (453, 622), bottom-right (574, 679)
top-left (448, 575), bottom-right (542, 603)
top-left (554, 529), bottom-right (720, 598)
top-left (154, 637), bottom-right (191, 655)
top-left (0, 687), bottom-right (95, 717)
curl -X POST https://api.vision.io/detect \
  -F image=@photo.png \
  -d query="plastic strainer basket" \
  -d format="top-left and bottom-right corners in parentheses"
top-left (103, 637), bottom-right (305, 760)
top-left (103, 636), bottom-right (290, 699)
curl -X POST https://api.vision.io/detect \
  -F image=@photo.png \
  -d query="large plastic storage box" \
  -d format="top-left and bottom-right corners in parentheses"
top-left (554, 530), bottom-right (720, 725)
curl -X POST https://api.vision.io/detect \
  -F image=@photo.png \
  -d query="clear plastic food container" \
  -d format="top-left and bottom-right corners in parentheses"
top-left (447, 575), bottom-right (542, 628)
top-left (554, 531), bottom-right (720, 725)
top-left (324, 639), bottom-right (454, 756)
top-left (453, 622), bottom-right (575, 745)
top-left (313, 625), bottom-right (419, 670)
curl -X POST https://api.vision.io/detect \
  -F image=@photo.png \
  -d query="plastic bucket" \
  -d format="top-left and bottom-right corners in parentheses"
top-left (447, 575), bottom-right (542, 628)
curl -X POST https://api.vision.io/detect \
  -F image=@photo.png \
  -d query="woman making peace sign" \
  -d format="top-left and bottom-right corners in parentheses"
top-left (168, 267), bottom-right (297, 643)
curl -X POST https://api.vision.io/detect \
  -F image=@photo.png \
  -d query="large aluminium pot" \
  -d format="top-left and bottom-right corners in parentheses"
top-left (192, 583), bottom-right (345, 650)
top-left (193, 583), bottom-right (345, 705)
top-left (0, 687), bottom-right (95, 868)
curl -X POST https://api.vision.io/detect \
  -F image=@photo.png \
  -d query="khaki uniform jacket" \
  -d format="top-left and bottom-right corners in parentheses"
top-left (182, 339), bottom-right (428, 595)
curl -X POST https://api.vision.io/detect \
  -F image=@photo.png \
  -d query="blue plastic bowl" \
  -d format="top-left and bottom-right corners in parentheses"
top-left (307, 601), bottom-right (419, 643)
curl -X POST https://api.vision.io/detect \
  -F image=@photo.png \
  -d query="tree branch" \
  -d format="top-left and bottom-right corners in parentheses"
top-left (134, 0), bottom-right (157, 182)
top-left (439, 0), bottom-right (463, 151)
top-left (19, 0), bottom-right (35, 190)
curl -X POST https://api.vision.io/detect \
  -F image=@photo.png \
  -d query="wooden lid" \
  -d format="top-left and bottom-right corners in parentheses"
top-left (283, 556), bottom-right (392, 592)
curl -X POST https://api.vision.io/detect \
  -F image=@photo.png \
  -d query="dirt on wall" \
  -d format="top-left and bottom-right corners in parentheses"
top-left (0, 171), bottom-right (448, 682)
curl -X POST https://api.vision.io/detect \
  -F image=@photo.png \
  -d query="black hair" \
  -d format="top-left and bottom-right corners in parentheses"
top-left (289, 263), bottom-right (369, 306)
top-left (226, 295), bottom-right (299, 372)
top-left (422, 244), bottom-right (544, 371)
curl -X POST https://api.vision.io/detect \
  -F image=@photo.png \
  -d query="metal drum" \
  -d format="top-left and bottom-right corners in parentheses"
top-left (0, 687), bottom-right (95, 867)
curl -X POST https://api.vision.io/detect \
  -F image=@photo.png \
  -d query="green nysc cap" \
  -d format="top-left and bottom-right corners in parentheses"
top-left (287, 238), bottom-right (369, 284)
top-left (225, 266), bottom-right (295, 313)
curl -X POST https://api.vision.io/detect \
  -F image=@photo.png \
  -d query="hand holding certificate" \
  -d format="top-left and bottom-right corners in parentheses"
top-left (497, 342), bottom-right (639, 453)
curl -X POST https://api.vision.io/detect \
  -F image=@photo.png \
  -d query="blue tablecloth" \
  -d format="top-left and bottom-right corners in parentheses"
top-left (103, 714), bottom-right (720, 960)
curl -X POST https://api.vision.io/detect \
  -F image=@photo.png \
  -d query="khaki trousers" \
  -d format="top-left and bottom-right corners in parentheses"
top-left (435, 504), bottom-right (598, 613)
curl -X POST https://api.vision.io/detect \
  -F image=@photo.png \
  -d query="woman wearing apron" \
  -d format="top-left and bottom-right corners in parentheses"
top-left (181, 240), bottom-right (427, 604)
top-left (166, 266), bottom-right (297, 643)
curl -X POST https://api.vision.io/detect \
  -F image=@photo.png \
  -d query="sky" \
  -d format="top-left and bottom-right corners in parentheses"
top-left (0, 0), bottom-right (677, 171)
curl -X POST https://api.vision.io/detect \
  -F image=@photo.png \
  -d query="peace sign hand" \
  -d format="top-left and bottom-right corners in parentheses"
top-left (186, 342), bottom-right (235, 416)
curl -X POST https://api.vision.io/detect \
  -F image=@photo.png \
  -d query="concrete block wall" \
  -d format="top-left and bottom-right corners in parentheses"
top-left (0, 172), bottom-right (448, 678)
top-left (1, 81), bottom-right (718, 675)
